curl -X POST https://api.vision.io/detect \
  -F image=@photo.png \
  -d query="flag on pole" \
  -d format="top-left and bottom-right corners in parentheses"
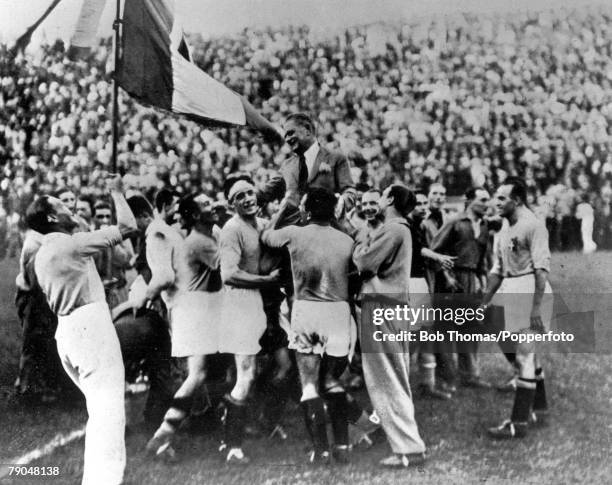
top-left (117, 0), bottom-right (282, 143)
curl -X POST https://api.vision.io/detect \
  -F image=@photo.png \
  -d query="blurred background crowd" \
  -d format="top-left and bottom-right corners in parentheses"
top-left (1, 6), bottom-right (612, 256)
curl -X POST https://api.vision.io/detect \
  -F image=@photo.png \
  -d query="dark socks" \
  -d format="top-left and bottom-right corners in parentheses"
top-left (301, 397), bottom-right (329, 453)
top-left (534, 368), bottom-right (548, 411)
top-left (511, 379), bottom-right (536, 423)
top-left (324, 392), bottom-right (349, 446)
top-left (163, 395), bottom-right (195, 429)
top-left (224, 395), bottom-right (247, 448)
top-left (504, 353), bottom-right (517, 365)
top-left (345, 393), bottom-right (363, 424)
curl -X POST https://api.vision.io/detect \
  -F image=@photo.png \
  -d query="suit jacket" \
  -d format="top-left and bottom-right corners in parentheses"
top-left (262, 145), bottom-right (354, 228)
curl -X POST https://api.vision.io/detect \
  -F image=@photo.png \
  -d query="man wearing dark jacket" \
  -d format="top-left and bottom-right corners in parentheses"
top-left (261, 113), bottom-right (355, 228)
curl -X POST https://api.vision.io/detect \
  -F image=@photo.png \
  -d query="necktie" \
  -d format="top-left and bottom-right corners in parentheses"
top-left (298, 154), bottom-right (308, 191)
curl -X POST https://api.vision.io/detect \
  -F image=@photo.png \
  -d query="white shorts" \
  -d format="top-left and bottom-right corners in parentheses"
top-left (290, 300), bottom-right (353, 357)
top-left (409, 277), bottom-right (429, 296)
top-left (169, 291), bottom-right (222, 357)
top-left (492, 274), bottom-right (554, 333)
top-left (219, 287), bottom-right (266, 355)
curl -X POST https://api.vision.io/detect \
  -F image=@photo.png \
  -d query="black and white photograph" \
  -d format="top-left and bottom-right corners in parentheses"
top-left (0, 0), bottom-right (611, 483)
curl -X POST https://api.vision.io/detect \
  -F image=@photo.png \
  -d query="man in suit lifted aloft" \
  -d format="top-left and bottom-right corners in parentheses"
top-left (262, 113), bottom-right (355, 228)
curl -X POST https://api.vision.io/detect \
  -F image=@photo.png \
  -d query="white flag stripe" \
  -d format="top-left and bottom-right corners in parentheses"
top-left (70, 0), bottom-right (108, 48)
top-left (171, 50), bottom-right (246, 125)
top-left (168, 3), bottom-right (244, 125)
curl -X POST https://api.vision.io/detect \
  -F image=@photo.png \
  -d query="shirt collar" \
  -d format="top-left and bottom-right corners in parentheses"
top-left (303, 141), bottom-right (320, 167)
top-left (385, 216), bottom-right (408, 226)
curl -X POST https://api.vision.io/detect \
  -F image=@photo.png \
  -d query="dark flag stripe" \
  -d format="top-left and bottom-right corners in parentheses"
top-left (117, 0), bottom-right (175, 111)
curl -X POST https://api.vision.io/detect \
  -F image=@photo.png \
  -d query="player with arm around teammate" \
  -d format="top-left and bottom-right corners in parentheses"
top-left (218, 178), bottom-right (281, 464)
top-left (262, 187), bottom-right (355, 464)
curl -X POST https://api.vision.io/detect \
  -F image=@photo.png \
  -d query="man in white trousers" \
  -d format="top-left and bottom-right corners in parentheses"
top-left (31, 175), bottom-right (136, 485)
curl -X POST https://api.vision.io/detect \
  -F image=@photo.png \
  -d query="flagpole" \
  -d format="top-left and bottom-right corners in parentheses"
top-left (111, 0), bottom-right (121, 174)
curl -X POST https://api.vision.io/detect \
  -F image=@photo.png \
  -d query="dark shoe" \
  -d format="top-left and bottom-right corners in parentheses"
top-left (146, 435), bottom-right (178, 463)
top-left (496, 376), bottom-right (518, 393)
top-left (244, 423), bottom-right (263, 438)
top-left (332, 445), bottom-right (350, 465)
top-left (308, 450), bottom-right (331, 465)
top-left (145, 428), bottom-right (176, 460)
top-left (461, 376), bottom-right (492, 389)
top-left (269, 424), bottom-right (288, 440)
top-left (379, 452), bottom-right (426, 468)
top-left (529, 410), bottom-right (549, 428)
top-left (419, 384), bottom-right (452, 400)
top-left (438, 380), bottom-right (457, 394)
top-left (487, 420), bottom-right (527, 439)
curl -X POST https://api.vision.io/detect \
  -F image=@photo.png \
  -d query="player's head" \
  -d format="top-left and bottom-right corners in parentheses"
top-left (283, 113), bottom-right (316, 155)
top-left (178, 194), bottom-right (217, 231)
top-left (154, 188), bottom-right (179, 224)
top-left (428, 183), bottom-right (446, 210)
top-left (127, 194), bottom-right (154, 232)
top-left (25, 195), bottom-right (79, 235)
top-left (227, 178), bottom-right (258, 219)
top-left (411, 191), bottom-right (429, 219)
top-left (223, 173), bottom-right (254, 200)
top-left (93, 200), bottom-right (113, 228)
top-left (75, 196), bottom-right (94, 223)
top-left (55, 188), bottom-right (76, 213)
top-left (301, 187), bottom-right (337, 224)
top-left (495, 177), bottom-right (527, 218)
top-left (177, 195), bottom-right (198, 231)
top-left (380, 184), bottom-right (417, 218)
top-left (361, 189), bottom-right (381, 222)
top-left (465, 187), bottom-right (490, 217)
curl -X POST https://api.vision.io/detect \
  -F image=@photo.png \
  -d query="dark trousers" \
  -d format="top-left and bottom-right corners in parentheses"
top-left (113, 308), bottom-right (174, 425)
top-left (15, 289), bottom-right (68, 395)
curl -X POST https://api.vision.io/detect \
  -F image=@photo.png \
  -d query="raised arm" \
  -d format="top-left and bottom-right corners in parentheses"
top-left (107, 175), bottom-right (137, 238)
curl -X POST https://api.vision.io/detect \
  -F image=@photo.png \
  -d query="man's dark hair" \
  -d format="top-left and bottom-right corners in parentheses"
top-left (364, 188), bottom-right (381, 197)
top-left (54, 188), bottom-right (74, 199)
top-left (25, 196), bottom-right (55, 234)
top-left (427, 182), bottom-right (445, 195)
top-left (465, 187), bottom-right (488, 202)
top-left (285, 113), bottom-right (316, 134)
top-left (504, 177), bottom-right (528, 205)
top-left (177, 195), bottom-right (199, 230)
top-left (223, 173), bottom-right (254, 200)
top-left (77, 195), bottom-right (94, 213)
top-left (388, 184), bottom-right (417, 216)
top-left (304, 187), bottom-right (337, 222)
top-left (154, 188), bottom-right (178, 213)
top-left (258, 176), bottom-right (286, 205)
top-left (127, 194), bottom-right (154, 219)
top-left (93, 200), bottom-right (112, 213)
top-left (464, 187), bottom-right (478, 202)
top-left (355, 182), bottom-right (371, 192)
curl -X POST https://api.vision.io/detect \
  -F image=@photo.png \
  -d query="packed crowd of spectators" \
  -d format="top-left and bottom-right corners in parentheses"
top-left (1, 6), bottom-right (612, 253)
